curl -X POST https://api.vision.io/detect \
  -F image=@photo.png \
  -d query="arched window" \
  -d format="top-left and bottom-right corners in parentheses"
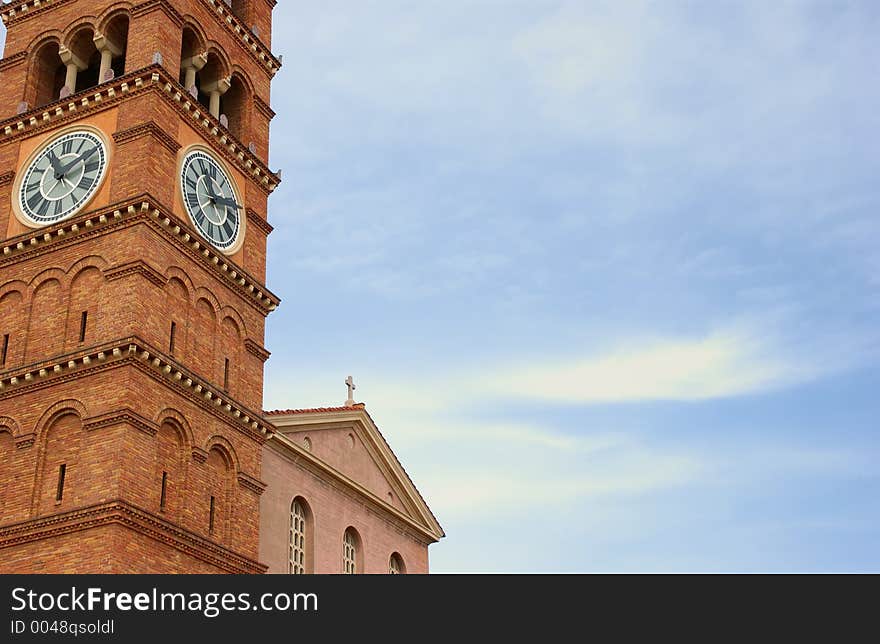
top-left (289, 499), bottom-right (307, 574)
top-left (196, 52), bottom-right (228, 120)
top-left (64, 27), bottom-right (101, 94)
top-left (100, 14), bottom-right (130, 81)
top-left (389, 553), bottom-right (406, 575)
top-left (179, 26), bottom-right (205, 91)
top-left (343, 528), bottom-right (361, 574)
top-left (29, 41), bottom-right (66, 108)
top-left (221, 73), bottom-right (250, 141)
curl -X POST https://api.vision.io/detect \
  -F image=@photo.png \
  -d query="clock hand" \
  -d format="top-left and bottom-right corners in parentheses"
top-left (47, 150), bottom-right (65, 179)
top-left (213, 196), bottom-right (243, 210)
top-left (57, 147), bottom-right (97, 176)
top-left (204, 180), bottom-right (220, 202)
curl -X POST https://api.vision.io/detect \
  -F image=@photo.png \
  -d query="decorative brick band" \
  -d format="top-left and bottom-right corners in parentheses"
top-left (0, 171), bottom-right (15, 188)
top-left (0, 66), bottom-right (280, 195)
top-left (0, 337), bottom-right (274, 442)
top-left (0, 50), bottom-right (27, 72)
top-left (254, 95), bottom-right (276, 121)
top-left (0, 501), bottom-right (267, 574)
top-left (0, 0), bottom-right (75, 26)
top-left (200, 0), bottom-right (281, 77)
top-left (244, 339), bottom-right (271, 362)
top-left (0, 196), bottom-right (280, 314)
top-left (15, 433), bottom-right (35, 450)
top-left (84, 408), bottom-right (160, 436)
top-left (191, 447), bottom-right (208, 464)
top-left (237, 472), bottom-right (267, 495)
top-left (113, 122), bottom-right (182, 156)
top-left (105, 259), bottom-right (168, 288)
top-left (246, 208), bottom-right (273, 235)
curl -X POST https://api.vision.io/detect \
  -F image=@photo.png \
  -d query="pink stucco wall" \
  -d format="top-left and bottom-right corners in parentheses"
top-left (258, 443), bottom-right (431, 574)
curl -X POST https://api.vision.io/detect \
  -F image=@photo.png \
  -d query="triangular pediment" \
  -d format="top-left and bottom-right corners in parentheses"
top-left (265, 407), bottom-right (443, 541)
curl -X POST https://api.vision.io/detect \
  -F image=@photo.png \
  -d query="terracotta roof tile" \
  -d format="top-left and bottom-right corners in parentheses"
top-left (264, 404), bottom-right (364, 416)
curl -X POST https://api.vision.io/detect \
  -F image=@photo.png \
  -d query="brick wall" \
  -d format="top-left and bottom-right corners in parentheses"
top-left (0, 0), bottom-right (277, 573)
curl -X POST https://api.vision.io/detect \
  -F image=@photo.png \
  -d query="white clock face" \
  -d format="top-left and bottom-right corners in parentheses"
top-left (179, 149), bottom-right (244, 253)
top-left (17, 129), bottom-right (108, 226)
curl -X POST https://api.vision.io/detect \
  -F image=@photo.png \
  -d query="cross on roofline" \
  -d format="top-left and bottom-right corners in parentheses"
top-left (345, 376), bottom-right (356, 406)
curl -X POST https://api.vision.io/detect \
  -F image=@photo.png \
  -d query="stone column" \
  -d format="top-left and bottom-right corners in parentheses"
top-left (181, 53), bottom-right (208, 92)
top-left (203, 76), bottom-right (231, 119)
top-left (93, 33), bottom-right (123, 83)
top-left (58, 46), bottom-right (88, 95)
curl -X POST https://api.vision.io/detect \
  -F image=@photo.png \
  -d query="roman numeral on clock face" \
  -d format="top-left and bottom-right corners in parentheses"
top-left (17, 130), bottom-right (108, 225)
top-left (181, 150), bottom-right (242, 251)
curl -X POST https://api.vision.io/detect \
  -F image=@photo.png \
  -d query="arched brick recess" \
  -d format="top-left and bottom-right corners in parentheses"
top-left (30, 400), bottom-right (87, 517)
top-left (0, 285), bottom-right (27, 369)
top-left (25, 277), bottom-right (65, 364)
top-left (66, 267), bottom-right (105, 349)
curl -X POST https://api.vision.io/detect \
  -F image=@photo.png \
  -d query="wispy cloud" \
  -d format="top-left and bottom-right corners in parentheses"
top-left (488, 329), bottom-right (806, 404)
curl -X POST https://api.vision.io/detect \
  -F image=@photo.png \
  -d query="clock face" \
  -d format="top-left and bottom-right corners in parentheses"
top-left (179, 149), bottom-right (244, 253)
top-left (17, 129), bottom-right (108, 226)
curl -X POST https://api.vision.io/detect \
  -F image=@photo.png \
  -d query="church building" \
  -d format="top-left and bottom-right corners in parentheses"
top-left (0, 0), bottom-right (442, 574)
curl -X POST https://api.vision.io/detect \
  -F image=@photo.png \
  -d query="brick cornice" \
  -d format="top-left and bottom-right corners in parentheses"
top-left (254, 95), bottom-right (275, 121)
top-left (0, 0), bottom-right (76, 26)
top-left (113, 121), bottom-right (182, 156)
top-left (105, 259), bottom-right (169, 288)
top-left (0, 171), bottom-right (15, 188)
top-left (0, 501), bottom-right (267, 574)
top-left (244, 339), bottom-right (271, 362)
top-left (0, 196), bottom-right (280, 315)
top-left (198, 0), bottom-right (281, 77)
top-left (15, 433), bottom-right (35, 450)
top-left (237, 472), bottom-right (267, 495)
top-left (0, 66), bottom-right (280, 195)
top-left (83, 408), bottom-right (160, 436)
top-left (246, 207), bottom-right (273, 235)
top-left (0, 50), bottom-right (28, 72)
top-left (0, 337), bottom-right (274, 443)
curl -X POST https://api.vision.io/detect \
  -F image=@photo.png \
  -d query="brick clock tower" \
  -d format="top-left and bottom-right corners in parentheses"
top-left (0, 0), bottom-right (281, 573)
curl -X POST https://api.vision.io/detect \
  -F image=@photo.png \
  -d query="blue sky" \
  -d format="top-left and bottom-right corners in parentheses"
top-left (260, 1), bottom-right (879, 572)
top-left (6, 1), bottom-right (879, 571)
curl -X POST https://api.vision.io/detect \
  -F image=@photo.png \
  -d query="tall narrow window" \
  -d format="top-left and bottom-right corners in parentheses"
top-left (209, 495), bottom-right (216, 533)
top-left (289, 500), bottom-right (307, 574)
top-left (159, 471), bottom-right (168, 511)
top-left (56, 464), bottom-right (67, 502)
top-left (169, 321), bottom-right (176, 354)
top-left (223, 358), bottom-right (230, 390)
top-left (343, 529), bottom-right (358, 574)
top-left (1, 334), bottom-right (8, 366)
top-left (79, 311), bottom-right (88, 343)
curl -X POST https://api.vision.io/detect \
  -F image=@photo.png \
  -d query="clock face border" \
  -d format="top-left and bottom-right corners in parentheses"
top-left (177, 144), bottom-right (247, 257)
top-left (11, 124), bottom-right (111, 230)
